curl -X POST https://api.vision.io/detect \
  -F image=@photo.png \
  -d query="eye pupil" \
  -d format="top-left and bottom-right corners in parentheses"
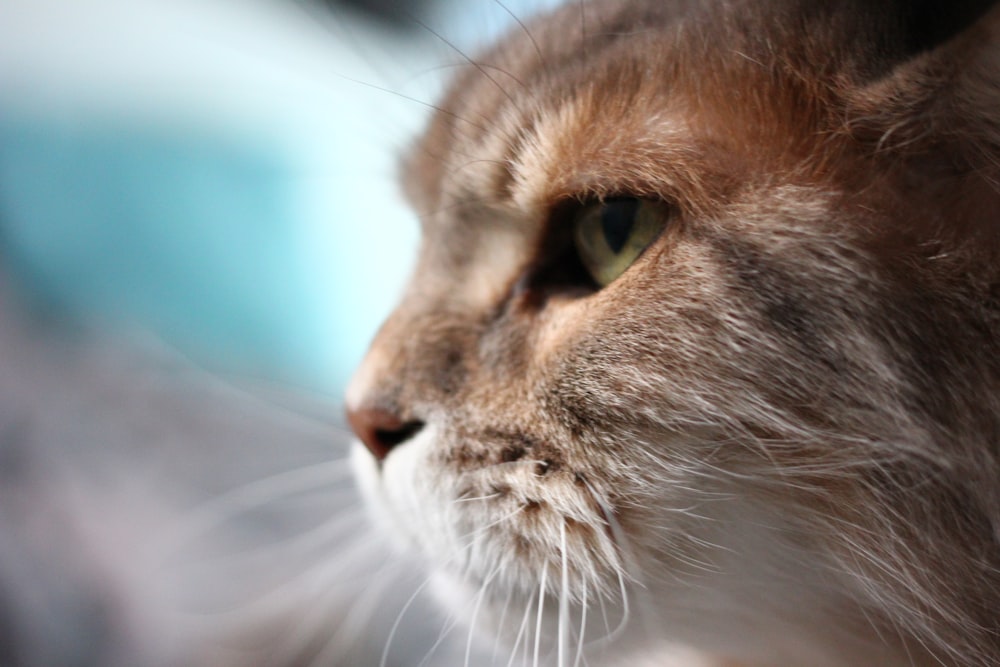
top-left (600, 198), bottom-right (639, 254)
top-left (564, 195), bottom-right (670, 290)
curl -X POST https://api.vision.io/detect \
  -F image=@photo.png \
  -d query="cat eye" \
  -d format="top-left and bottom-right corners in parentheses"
top-left (571, 197), bottom-right (670, 287)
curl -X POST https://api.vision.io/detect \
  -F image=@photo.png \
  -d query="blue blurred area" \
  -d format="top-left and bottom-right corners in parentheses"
top-left (0, 0), bottom-right (557, 397)
top-left (0, 113), bottom-right (329, 387)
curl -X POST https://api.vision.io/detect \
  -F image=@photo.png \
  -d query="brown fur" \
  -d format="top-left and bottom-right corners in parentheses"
top-left (349, 1), bottom-right (1000, 665)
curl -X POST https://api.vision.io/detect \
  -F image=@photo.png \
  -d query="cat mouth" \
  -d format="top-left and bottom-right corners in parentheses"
top-left (352, 421), bottom-right (631, 598)
top-left (444, 462), bottom-right (632, 605)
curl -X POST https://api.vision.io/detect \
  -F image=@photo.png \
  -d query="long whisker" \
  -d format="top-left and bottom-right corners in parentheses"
top-left (412, 547), bottom-right (491, 667)
top-left (492, 0), bottom-right (546, 68)
top-left (460, 458), bottom-right (550, 477)
top-left (332, 70), bottom-right (496, 135)
top-left (558, 520), bottom-right (570, 667)
top-left (507, 590), bottom-right (536, 667)
top-left (184, 539), bottom-right (396, 665)
top-left (492, 584), bottom-right (516, 665)
top-left (193, 530), bottom-right (386, 629)
top-left (284, 0), bottom-right (506, 139)
top-left (533, 560), bottom-right (549, 667)
top-left (453, 492), bottom-right (504, 504)
top-left (573, 579), bottom-right (588, 667)
top-left (380, 569), bottom-right (439, 667)
top-left (459, 504), bottom-right (527, 548)
top-left (303, 556), bottom-right (406, 667)
top-left (409, 17), bottom-right (524, 106)
top-left (611, 562), bottom-right (632, 644)
top-left (578, 476), bottom-right (636, 645)
top-left (417, 608), bottom-right (465, 667)
top-left (465, 563), bottom-right (503, 667)
top-left (597, 593), bottom-right (612, 644)
top-left (190, 505), bottom-right (367, 571)
top-left (190, 367), bottom-right (348, 434)
top-left (159, 458), bottom-right (355, 554)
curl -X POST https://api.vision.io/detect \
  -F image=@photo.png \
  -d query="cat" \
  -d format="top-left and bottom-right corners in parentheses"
top-left (345, 0), bottom-right (1000, 665)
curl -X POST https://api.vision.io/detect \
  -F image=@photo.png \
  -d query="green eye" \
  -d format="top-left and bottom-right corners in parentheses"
top-left (572, 198), bottom-right (669, 287)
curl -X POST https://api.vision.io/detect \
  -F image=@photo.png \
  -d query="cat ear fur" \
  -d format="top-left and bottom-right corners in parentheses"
top-left (856, 0), bottom-right (1000, 160)
top-left (839, 0), bottom-right (1000, 259)
top-left (892, 0), bottom-right (999, 56)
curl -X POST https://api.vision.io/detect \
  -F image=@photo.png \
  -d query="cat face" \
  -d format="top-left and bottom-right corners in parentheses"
top-left (347, 1), bottom-right (1000, 664)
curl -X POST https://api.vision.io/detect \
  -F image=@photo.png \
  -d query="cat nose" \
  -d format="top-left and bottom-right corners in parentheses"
top-left (346, 406), bottom-right (425, 461)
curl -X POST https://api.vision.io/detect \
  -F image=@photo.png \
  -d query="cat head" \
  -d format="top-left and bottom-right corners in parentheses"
top-left (347, 1), bottom-right (1000, 664)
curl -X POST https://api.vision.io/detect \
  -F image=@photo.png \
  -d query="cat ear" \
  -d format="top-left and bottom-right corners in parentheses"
top-left (891, 0), bottom-right (999, 56)
top-left (842, 0), bottom-right (1000, 256)
top-left (849, 0), bottom-right (1000, 148)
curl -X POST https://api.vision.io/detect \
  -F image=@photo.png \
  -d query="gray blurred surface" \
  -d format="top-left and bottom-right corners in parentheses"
top-left (0, 277), bottom-right (470, 666)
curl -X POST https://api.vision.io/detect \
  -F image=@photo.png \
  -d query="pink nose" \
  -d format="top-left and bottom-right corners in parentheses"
top-left (346, 406), bottom-right (424, 461)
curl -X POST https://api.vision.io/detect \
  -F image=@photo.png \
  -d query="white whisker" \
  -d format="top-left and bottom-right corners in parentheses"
top-left (416, 551), bottom-right (485, 667)
top-left (304, 557), bottom-right (405, 667)
top-left (534, 560), bottom-right (549, 667)
top-left (579, 475), bottom-right (638, 644)
top-left (492, 583), bottom-right (516, 665)
top-left (159, 458), bottom-right (355, 554)
top-left (463, 458), bottom-right (550, 477)
top-left (380, 570), bottom-right (438, 667)
top-left (466, 563), bottom-right (502, 667)
top-left (597, 589), bottom-right (612, 640)
top-left (185, 530), bottom-right (385, 634)
top-left (188, 507), bottom-right (367, 570)
top-left (573, 579), bottom-right (588, 667)
top-left (458, 503), bottom-right (526, 549)
top-left (558, 520), bottom-right (570, 667)
top-left (611, 564), bottom-right (631, 643)
top-left (454, 492), bottom-right (503, 504)
top-left (417, 611), bottom-right (464, 667)
top-left (507, 591), bottom-right (536, 667)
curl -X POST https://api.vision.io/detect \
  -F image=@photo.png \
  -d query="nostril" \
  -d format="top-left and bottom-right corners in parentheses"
top-left (346, 406), bottom-right (425, 461)
top-left (375, 421), bottom-right (424, 450)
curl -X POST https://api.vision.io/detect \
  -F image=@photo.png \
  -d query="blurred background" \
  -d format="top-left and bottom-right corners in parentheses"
top-left (0, 0), bottom-right (560, 665)
top-left (0, 0), bottom-right (559, 395)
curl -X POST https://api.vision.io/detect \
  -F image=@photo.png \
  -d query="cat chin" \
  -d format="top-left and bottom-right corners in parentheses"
top-left (420, 566), bottom-right (736, 667)
top-left (354, 436), bottom-right (921, 665)
top-left (350, 438), bottom-right (422, 555)
top-left (351, 425), bottom-right (457, 559)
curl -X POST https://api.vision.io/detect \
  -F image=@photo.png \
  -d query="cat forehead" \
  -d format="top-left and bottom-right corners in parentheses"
top-left (400, 1), bottom-right (863, 222)
top-left (435, 86), bottom-right (700, 213)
